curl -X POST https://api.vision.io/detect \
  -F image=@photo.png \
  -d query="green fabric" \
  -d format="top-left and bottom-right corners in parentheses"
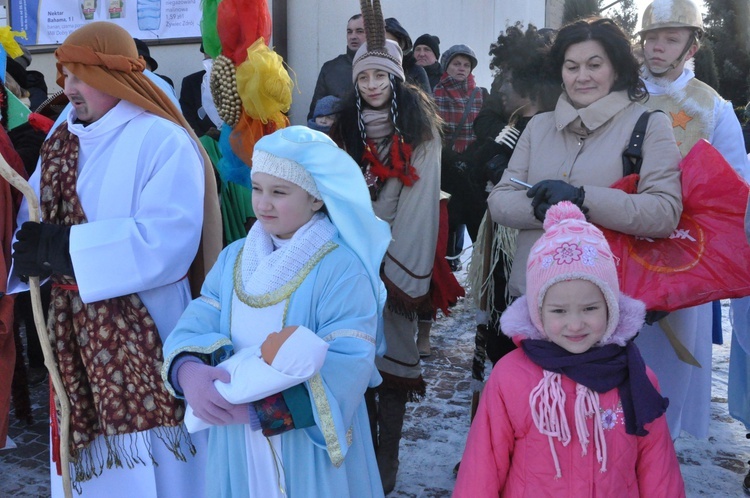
top-left (7, 91), bottom-right (29, 130)
top-left (282, 384), bottom-right (315, 429)
top-left (199, 134), bottom-right (221, 165)
top-left (221, 181), bottom-right (254, 245)
top-left (199, 134), bottom-right (254, 245)
top-left (201, 0), bottom-right (222, 58)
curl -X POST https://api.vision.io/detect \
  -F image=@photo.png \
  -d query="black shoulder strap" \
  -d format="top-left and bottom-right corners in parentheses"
top-left (622, 110), bottom-right (662, 177)
top-left (447, 87), bottom-right (482, 150)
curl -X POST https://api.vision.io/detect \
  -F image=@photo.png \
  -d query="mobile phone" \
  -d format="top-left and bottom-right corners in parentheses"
top-left (510, 177), bottom-right (533, 189)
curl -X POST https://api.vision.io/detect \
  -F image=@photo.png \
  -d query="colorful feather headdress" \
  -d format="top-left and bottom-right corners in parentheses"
top-left (205, 0), bottom-right (293, 171)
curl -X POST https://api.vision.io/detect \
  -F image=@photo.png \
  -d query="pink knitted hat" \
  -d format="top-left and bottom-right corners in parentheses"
top-left (526, 202), bottom-right (621, 343)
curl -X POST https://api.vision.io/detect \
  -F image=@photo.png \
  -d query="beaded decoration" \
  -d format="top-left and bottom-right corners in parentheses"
top-left (210, 54), bottom-right (242, 127)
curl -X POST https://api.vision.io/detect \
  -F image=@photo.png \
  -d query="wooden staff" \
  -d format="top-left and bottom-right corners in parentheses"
top-left (0, 156), bottom-right (73, 498)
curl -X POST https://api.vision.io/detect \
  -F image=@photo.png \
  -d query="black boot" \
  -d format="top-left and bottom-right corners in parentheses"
top-left (376, 387), bottom-right (408, 495)
top-left (365, 387), bottom-right (378, 452)
top-left (745, 434), bottom-right (750, 495)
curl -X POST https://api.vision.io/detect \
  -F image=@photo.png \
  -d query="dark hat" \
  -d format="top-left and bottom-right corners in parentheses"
top-left (440, 44), bottom-right (477, 73)
top-left (5, 56), bottom-right (27, 88)
top-left (133, 38), bottom-right (158, 71)
top-left (14, 45), bottom-right (32, 69)
top-left (414, 33), bottom-right (440, 60)
top-left (385, 18), bottom-right (413, 53)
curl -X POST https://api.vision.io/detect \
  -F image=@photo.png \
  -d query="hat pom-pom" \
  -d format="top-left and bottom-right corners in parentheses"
top-left (543, 201), bottom-right (586, 230)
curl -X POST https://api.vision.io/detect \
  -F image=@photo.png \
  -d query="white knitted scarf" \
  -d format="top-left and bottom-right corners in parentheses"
top-left (240, 212), bottom-right (336, 297)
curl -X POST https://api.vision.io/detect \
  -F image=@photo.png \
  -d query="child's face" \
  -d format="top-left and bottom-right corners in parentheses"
top-left (315, 114), bottom-right (336, 127)
top-left (541, 279), bottom-right (608, 354)
top-left (252, 173), bottom-right (323, 239)
top-left (357, 69), bottom-right (392, 110)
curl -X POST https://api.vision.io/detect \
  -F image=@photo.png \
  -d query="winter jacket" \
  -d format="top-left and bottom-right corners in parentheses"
top-left (488, 91), bottom-right (682, 296)
top-left (454, 295), bottom-right (685, 498)
top-left (404, 53), bottom-right (430, 94)
top-left (422, 62), bottom-right (442, 92)
top-left (307, 49), bottom-right (356, 121)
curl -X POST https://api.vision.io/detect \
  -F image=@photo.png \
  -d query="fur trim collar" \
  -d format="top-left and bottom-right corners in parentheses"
top-left (500, 294), bottom-right (645, 346)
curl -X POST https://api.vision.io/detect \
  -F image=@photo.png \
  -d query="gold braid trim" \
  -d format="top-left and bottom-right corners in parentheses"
top-left (232, 241), bottom-right (338, 308)
top-left (160, 338), bottom-right (234, 398)
top-left (309, 373), bottom-right (346, 467)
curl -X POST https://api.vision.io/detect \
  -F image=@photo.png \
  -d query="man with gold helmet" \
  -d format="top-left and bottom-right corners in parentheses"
top-left (639, 0), bottom-right (750, 178)
top-left (635, 0), bottom-right (750, 449)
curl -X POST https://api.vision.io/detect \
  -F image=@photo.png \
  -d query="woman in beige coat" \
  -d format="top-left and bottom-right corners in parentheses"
top-left (488, 18), bottom-right (682, 297)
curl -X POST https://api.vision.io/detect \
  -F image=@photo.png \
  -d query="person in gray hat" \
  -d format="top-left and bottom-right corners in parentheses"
top-left (434, 43), bottom-right (486, 270)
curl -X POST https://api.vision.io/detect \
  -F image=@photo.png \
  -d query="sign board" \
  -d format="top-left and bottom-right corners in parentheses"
top-left (9, 0), bottom-right (201, 45)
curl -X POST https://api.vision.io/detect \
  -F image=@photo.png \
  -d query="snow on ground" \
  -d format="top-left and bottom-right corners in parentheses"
top-left (389, 244), bottom-right (750, 497)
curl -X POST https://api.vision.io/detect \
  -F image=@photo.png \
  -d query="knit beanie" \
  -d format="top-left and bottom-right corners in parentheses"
top-left (414, 33), bottom-right (440, 60)
top-left (251, 146), bottom-right (321, 200)
top-left (525, 201), bottom-right (621, 344)
top-left (440, 44), bottom-right (478, 73)
top-left (311, 95), bottom-right (342, 119)
top-left (352, 39), bottom-right (404, 83)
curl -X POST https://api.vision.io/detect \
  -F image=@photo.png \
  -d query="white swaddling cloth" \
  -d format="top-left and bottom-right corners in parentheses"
top-left (184, 326), bottom-right (329, 432)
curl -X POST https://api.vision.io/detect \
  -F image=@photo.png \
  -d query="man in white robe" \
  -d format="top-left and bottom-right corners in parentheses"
top-left (8, 22), bottom-right (221, 498)
top-left (637, 0), bottom-right (750, 441)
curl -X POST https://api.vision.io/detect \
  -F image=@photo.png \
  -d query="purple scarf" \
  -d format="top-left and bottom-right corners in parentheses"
top-left (521, 339), bottom-right (668, 436)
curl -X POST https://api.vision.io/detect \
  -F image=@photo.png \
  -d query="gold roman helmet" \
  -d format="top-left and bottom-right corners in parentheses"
top-left (639, 0), bottom-right (703, 76)
top-left (639, 0), bottom-right (704, 39)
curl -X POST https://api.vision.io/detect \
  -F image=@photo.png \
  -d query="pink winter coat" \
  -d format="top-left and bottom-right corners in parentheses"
top-left (453, 295), bottom-right (685, 498)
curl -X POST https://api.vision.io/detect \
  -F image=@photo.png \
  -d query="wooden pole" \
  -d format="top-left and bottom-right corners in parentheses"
top-left (0, 157), bottom-right (73, 498)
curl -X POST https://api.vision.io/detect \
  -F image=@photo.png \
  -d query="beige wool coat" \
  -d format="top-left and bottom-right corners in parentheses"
top-left (488, 91), bottom-right (683, 296)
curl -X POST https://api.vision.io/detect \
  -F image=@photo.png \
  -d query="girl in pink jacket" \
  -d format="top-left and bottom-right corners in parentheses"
top-left (454, 202), bottom-right (684, 497)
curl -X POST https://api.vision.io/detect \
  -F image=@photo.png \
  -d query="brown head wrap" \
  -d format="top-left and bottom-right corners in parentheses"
top-left (56, 22), bottom-right (181, 127)
top-left (55, 22), bottom-right (222, 295)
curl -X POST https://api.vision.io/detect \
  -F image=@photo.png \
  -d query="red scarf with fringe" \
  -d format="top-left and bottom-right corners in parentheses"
top-left (40, 123), bottom-right (191, 485)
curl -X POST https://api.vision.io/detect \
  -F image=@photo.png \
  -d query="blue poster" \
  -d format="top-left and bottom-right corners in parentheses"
top-left (8, 0), bottom-right (200, 45)
top-left (10, 0), bottom-right (40, 44)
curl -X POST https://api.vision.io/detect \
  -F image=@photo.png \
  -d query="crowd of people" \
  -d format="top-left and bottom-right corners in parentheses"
top-left (1, 0), bottom-right (750, 496)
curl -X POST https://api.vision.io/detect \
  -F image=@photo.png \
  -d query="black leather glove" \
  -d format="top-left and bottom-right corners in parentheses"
top-left (527, 179), bottom-right (586, 222)
top-left (13, 222), bottom-right (74, 278)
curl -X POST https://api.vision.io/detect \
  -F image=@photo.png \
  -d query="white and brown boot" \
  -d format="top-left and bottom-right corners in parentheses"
top-left (417, 320), bottom-right (432, 358)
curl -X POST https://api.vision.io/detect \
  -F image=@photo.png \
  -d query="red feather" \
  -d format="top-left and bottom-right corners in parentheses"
top-left (217, 0), bottom-right (273, 65)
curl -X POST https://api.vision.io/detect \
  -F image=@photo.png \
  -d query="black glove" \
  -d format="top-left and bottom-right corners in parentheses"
top-left (527, 179), bottom-right (586, 222)
top-left (13, 222), bottom-right (74, 278)
top-left (644, 310), bottom-right (670, 326)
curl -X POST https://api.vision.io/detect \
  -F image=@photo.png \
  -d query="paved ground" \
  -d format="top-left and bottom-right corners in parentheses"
top-left (1, 359), bottom-right (51, 498)
top-left (3, 290), bottom-right (750, 497)
top-left (0, 304), bottom-right (476, 498)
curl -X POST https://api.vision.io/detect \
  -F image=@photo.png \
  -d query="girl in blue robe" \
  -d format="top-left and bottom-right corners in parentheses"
top-left (161, 126), bottom-right (391, 498)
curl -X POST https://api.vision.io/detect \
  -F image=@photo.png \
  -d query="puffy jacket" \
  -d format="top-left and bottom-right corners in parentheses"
top-left (453, 295), bottom-right (685, 498)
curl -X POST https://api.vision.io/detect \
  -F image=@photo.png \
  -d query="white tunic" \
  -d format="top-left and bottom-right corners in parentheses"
top-left (10, 100), bottom-right (207, 498)
top-left (643, 68), bottom-right (750, 181)
top-left (639, 69), bottom-right (749, 440)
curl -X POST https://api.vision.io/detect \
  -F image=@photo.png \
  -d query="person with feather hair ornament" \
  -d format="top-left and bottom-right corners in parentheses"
top-left (330, 0), bottom-right (443, 493)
